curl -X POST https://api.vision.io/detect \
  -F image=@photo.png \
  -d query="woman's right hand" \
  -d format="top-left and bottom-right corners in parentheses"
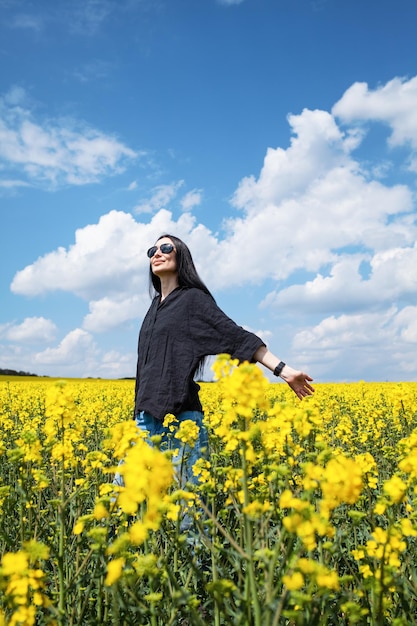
top-left (280, 366), bottom-right (315, 400)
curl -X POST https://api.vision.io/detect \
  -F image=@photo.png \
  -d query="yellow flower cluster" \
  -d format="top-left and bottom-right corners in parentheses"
top-left (1, 366), bottom-right (417, 624)
top-left (352, 519), bottom-right (417, 581)
top-left (283, 557), bottom-right (340, 592)
top-left (113, 434), bottom-right (174, 527)
top-left (0, 542), bottom-right (49, 626)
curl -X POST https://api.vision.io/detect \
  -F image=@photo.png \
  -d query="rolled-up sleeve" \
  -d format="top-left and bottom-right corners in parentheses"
top-left (189, 290), bottom-right (265, 362)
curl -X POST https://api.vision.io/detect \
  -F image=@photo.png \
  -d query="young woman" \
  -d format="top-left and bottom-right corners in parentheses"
top-left (132, 234), bottom-right (314, 486)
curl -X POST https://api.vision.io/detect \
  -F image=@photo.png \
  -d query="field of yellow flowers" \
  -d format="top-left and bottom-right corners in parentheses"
top-left (1, 356), bottom-right (417, 625)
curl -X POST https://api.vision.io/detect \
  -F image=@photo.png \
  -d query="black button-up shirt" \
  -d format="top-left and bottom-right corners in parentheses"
top-left (134, 287), bottom-right (265, 420)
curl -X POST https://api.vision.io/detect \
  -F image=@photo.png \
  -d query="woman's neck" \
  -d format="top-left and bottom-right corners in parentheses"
top-left (159, 275), bottom-right (180, 301)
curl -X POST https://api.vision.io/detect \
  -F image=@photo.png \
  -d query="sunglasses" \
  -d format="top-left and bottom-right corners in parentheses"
top-left (147, 243), bottom-right (175, 258)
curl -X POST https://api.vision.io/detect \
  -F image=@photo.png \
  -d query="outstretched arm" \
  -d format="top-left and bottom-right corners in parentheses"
top-left (254, 346), bottom-right (315, 400)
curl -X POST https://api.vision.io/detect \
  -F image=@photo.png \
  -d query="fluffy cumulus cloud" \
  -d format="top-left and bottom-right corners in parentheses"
top-left (83, 295), bottom-right (146, 333)
top-left (293, 306), bottom-right (417, 381)
top-left (262, 243), bottom-right (417, 315)
top-left (0, 87), bottom-right (137, 188)
top-left (11, 208), bottom-right (215, 332)
top-left (6, 74), bottom-right (417, 380)
top-left (34, 328), bottom-right (97, 367)
top-left (11, 210), bottom-right (145, 299)
top-left (332, 76), bottom-right (417, 152)
top-left (2, 317), bottom-right (57, 344)
top-left (215, 107), bottom-right (414, 289)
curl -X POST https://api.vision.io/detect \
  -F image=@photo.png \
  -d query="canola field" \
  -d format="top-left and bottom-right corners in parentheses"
top-left (1, 357), bottom-right (417, 625)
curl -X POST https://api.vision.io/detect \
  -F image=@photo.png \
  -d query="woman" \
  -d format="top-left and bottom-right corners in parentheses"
top-left (133, 234), bottom-right (314, 486)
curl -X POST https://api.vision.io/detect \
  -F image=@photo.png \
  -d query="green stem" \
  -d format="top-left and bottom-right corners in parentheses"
top-left (199, 499), bottom-right (248, 559)
top-left (210, 496), bottom-right (221, 626)
top-left (376, 546), bottom-right (387, 626)
top-left (241, 437), bottom-right (262, 626)
top-left (57, 461), bottom-right (66, 626)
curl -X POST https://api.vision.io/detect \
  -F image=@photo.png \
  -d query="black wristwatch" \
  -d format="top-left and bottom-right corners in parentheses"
top-left (273, 361), bottom-right (286, 377)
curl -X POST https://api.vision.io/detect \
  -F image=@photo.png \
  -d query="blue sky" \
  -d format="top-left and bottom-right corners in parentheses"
top-left (1, 0), bottom-right (417, 382)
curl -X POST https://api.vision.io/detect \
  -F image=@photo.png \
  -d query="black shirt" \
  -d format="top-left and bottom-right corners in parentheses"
top-left (134, 287), bottom-right (265, 420)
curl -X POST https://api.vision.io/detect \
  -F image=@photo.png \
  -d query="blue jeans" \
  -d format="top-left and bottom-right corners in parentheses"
top-left (113, 410), bottom-right (209, 490)
top-left (113, 410), bottom-right (209, 539)
top-left (136, 410), bottom-right (209, 489)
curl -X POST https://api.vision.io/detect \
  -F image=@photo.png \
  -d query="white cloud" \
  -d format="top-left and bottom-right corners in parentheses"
top-left (99, 350), bottom-right (136, 378)
top-left (10, 208), bottom-right (207, 303)
top-left (5, 74), bottom-right (417, 380)
top-left (10, 72), bottom-right (417, 342)
top-left (395, 306), bottom-right (417, 344)
top-left (232, 109), bottom-right (348, 212)
top-left (34, 329), bottom-right (97, 366)
top-left (11, 210), bottom-right (148, 299)
top-left (333, 76), bottom-right (417, 150)
top-left (3, 317), bottom-right (57, 343)
top-left (0, 179), bottom-right (30, 189)
top-left (0, 88), bottom-right (137, 187)
top-left (262, 243), bottom-right (417, 315)
top-left (207, 106), bottom-right (414, 290)
top-left (292, 307), bottom-right (417, 381)
top-left (2, 85), bottom-right (27, 106)
top-left (83, 295), bottom-right (146, 333)
top-left (133, 181), bottom-right (184, 214)
top-left (181, 189), bottom-right (203, 212)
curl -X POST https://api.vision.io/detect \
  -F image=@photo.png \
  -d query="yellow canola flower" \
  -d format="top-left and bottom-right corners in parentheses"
top-left (211, 356), bottom-right (270, 426)
top-left (83, 450), bottom-right (110, 473)
top-left (104, 419), bottom-right (146, 460)
top-left (355, 452), bottom-right (378, 489)
top-left (292, 558), bottom-right (340, 591)
top-left (1, 551), bottom-right (28, 576)
top-left (242, 500), bottom-right (271, 519)
top-left (93, 502), bottom-right (109, 520)
top-left (105, 557), bottom-right (125, 586)
top-left (192, 458), bottom-right (212, 483)
top-left (279, 490), bottom-right (310, 512)
top-left (283, 571), bottom-right (304, 590)
top-left (133, 553), bottom-right (159, 577)
top-left (399, 518), bottom-right (417, 537)
top-left (129, 521), bottom-right (149, 545)
top-left (319, 455), bottom-right (363, 514)
top-left (383, 474), bottom-right (408, 504)
top-left (174, 419), bottom-right (200, 447)
top-left (316, 569), bottom-right (340, 591)
top-left (73, 520), bottom-right (85, 535)
top-left (353, 524), bottom-right (408, 575)
top-left (114, 437), bottom-right (174, 537)
top-left (15, 429), bottom-right (43, 463)
top-left (162, 413), bottom-right (178, 431)
top-left (283, 510), bottom-right (333, 551)
top-left (9, 606), bottom-right (36, 626)
top-left (398, 449), bottom-right (417, 479)
top-left (0, 548), bottom-right (49, 624)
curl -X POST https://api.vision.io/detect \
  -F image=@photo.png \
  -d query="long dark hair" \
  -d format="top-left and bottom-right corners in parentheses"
top-left (148, 234), bottom-right (214, 380)
top-left (148, 234), bottom-right (213, 299)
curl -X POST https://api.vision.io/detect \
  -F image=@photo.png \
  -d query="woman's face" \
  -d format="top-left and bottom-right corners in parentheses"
top-left (148, 237), bottom-right (177, 277)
